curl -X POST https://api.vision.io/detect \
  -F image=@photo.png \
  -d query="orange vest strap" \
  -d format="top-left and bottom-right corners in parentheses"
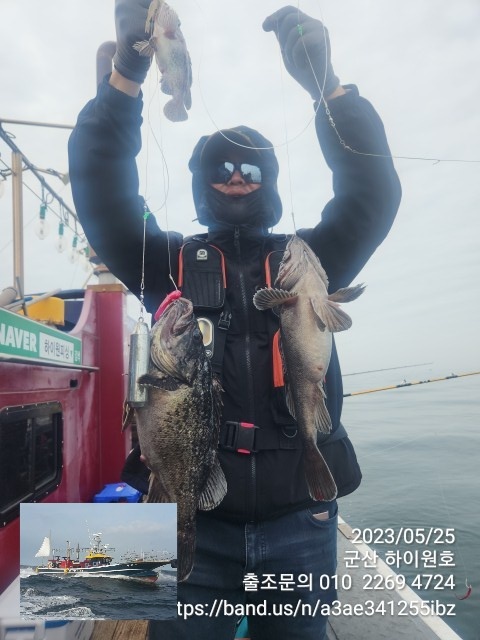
top-left (272, 330), bottom-right (284, 388)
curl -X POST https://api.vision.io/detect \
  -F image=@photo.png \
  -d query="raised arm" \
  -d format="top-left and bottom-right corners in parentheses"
top-left (263, 6), bottom-right (402, 291)
top-left (68, 0), bottom-right (181, 313)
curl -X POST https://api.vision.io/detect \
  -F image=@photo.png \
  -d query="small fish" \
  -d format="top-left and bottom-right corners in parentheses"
top-left (253, 235), bottom-right (365, 501)
top-left (133, 0), bottom-right (192, 122)
top-left (134, 296), bottom-right (226, 581)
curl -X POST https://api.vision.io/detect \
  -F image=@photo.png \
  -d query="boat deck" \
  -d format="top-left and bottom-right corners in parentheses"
top-left (91, 620), bottom-right (148, 640)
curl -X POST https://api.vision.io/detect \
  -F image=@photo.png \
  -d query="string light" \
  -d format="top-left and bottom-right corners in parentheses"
top-left (69, 235), bottom-right (79, 264)
top-left (55, 221), bottom-right (67, 253)
top-left (35, 203), bottom-right (50, 240)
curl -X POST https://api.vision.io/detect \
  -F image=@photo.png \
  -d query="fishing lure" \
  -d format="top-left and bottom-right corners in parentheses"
top-left (154, 289), bottom-right (182, 321)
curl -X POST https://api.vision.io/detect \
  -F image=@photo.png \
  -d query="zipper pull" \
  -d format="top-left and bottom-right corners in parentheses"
top-left (234, 225), bottom-right (240, 253)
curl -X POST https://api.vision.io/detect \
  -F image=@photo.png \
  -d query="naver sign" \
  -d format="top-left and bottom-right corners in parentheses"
top-left (0, 308), bottom-right (82, 366)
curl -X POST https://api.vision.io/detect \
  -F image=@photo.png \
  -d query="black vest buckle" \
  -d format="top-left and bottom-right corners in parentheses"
top-left (218, 310), bottom-right (232, 330)
top-left (221, 421), bottom-right (259, 454)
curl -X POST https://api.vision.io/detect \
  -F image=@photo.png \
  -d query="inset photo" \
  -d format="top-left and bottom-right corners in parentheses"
top-left (20, 502), bottom-right (177, 620)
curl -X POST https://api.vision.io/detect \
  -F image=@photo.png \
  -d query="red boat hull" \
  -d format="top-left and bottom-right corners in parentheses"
top-left (0, 286), bottom-right (133, 595)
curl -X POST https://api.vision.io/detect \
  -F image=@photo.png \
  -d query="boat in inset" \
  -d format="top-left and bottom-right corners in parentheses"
top-left (34, 532), bottom-right (175, 582)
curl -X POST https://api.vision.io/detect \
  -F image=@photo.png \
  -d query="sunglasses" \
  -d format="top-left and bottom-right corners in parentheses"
top-left (209, 161), bottom-right (262, 185)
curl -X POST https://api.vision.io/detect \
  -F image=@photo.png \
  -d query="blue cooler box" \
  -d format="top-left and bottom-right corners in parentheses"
top-left (93, 482), bottom-right (142, 503)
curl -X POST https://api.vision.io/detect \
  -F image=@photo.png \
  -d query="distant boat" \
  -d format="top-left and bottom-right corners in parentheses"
top-left (34, 532), bottom-right (176, 583)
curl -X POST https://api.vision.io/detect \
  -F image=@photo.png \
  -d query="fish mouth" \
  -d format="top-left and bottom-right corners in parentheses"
top-left (160, 297), bottom-right (194, 337)
top-left (150, 297), bottom-right (196, 378)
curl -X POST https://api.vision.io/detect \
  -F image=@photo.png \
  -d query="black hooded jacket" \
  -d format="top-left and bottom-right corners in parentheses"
top-left (68, 77), bottom-right (401, 522)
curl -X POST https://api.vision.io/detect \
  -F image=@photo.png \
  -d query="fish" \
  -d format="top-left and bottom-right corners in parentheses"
top-left (134, 295), bottom-right (226, 581)
top-left (253, 235), bottom-right (365, 502)
top-left (133, 0), bottom-right (192, 122)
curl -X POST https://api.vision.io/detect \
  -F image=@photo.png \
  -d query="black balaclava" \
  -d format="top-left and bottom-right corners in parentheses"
top-left (188, 126), bottom-right (282, 230)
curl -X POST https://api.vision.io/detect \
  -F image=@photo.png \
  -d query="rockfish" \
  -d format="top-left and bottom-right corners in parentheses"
top-left (253, 235), bottom-right (365, 501)
top-left (134, 0), bottom-right (192, 122)
top-left (135, 296), bottom-right (226, 581)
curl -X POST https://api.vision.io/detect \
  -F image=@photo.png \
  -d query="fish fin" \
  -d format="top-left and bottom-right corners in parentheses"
top-left (253, 287), bottom-right (298, 311)
top-left (160, 76), bottom-right (173, 96)
top-left (122, 400), bottom-right (135, 431)
top-left (212, 375), bottom-right (224, 426)
top-left (145, 473), bottom-right (171, 503)
top-left (328, 283), bottom-right (366, 303)
top-left (133, 40), bottom-right (155, 57)
top-left (138, 373), bottom-right (182, 391)
top-left (304, 444), bottom-right (337, 501)
top-left (163, 98), bottom-right (188, 122)
top-left (159, 3), bottom-right (181, 35)
top-left (284, 382), bottom-right (296, 420)
top-left (145, 0), bottom-right (161, 33)
top-left (313, 387), bottom-right (333, 433)
top-left (310, 299), bottom-right (327, 331)
top-left (279, 337), bottom-right (296, 420)
top-left (177, 523), bottom-right (195, 582)
top-left (198, 457), bottom-right (227, 511)
top-left (313, 298), bottom-right (353, 332)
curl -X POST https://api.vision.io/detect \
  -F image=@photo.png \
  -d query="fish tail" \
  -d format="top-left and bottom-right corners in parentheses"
top-left (163, 98), bottom-right (188, 122)
top-left (177, 521), bottom-right (196, 582)
top-left (304, 445), bottom-right (337, 502)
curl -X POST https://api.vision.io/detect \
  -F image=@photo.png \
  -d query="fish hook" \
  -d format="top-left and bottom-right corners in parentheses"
top-left (455, 579), bottom-right (472, 601)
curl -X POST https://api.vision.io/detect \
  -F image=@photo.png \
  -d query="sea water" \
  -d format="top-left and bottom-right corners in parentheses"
top-left (339, 365), bottom-right (480, 640)
top-left (20, 568), bottom-right (177, 620)
top-left (18, 366), bottom-right (479, 637)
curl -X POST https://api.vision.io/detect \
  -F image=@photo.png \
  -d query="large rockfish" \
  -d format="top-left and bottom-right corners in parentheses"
top-left (135, 296), bottom-right (226, 582)
top-left (253, 236), bottom-right (365, 502)
top-left (133, 0), bottom-right (192, 122)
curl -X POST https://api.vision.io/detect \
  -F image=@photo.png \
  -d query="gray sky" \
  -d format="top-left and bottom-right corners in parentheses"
top-left (1, 0), bottom-right (479, 375)
top-left (20, 502), bottom-right (177, 566)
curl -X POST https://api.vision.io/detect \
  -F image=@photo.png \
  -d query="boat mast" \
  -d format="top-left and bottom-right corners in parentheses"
top-left (11, 150), bottom-right (24, 295)
top-left (0, 122), bottom-right (78, 296)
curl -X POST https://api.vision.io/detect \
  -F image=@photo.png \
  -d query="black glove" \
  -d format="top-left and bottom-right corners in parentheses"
top-left (113, 0), bottom-right (153, 84)
top-left (263, 6), bottom-right (339, 100)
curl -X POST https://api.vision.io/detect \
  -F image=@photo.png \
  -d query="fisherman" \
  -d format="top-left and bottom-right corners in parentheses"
top-left (68, 2), bottom-right (401, 639)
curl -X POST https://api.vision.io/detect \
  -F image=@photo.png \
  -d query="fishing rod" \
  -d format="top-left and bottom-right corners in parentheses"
top-left (343, 371), bottom-right (480, 398)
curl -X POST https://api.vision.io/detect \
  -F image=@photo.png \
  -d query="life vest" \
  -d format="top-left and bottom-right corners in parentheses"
top-left (178, 233), bottom-right (286, 385)
top-left (177, 233), bottom-right (348, 452)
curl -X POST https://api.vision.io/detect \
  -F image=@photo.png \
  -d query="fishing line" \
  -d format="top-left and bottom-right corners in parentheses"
top-left (277, 18), bottom-right (298, 234)
top-left (343, 362), bottom-right (434, 377)
top-left (307, 0), bottom-right (480, 165)
top-left (140, 49), bottom-right (178, 294)
top-left (192, 2), bottom-right (317, 155)
top-left (194, 1), bottom-right (480, 164)
top-left (150, 72), bottom-right (178, 292)
top-left (143, 64), bottom-right (171, 214)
